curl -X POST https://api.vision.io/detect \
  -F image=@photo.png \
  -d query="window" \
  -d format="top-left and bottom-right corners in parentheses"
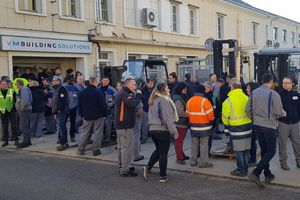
top-left (171, 3), bottom-right (178, 33)
top-left (217, 14), bottom-right (225, 39)
top-left (252, 23), bottom-right (258, 45)
top-left (265, 25), bottom-right (269, 40)
top-left (60, 0), bottom-right (83, 19)
top-left (189, 7), bottom-right (197, 35)
top-left (282, 29), bottom-right (287, 42)
top-left (95, 0), bottom-right (114, 23)
top-left (17, 0), bottom-right (44, 14)
top-left (291, 32), bottom-right (295, 44)
top-left (273, 27), bottom-right (278, 40)
top-left (150, 0), bottom-right (160, 29)
top-left (125, 0), bottom-right (137, 26)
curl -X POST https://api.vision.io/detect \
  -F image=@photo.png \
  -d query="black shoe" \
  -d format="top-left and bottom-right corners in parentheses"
top-left (183, 155), bottom-right (190, 160)
top-left (134, 155), bottom-right (144, 162)
top-left (231, 169), bottom-right (247, 177)
top-left (17, 143), bottom-right (30, 148)
top-left (265, 174), bottom-right (275, 184)
top-left (120, 171), bottom-right (138, 177)
top-left (93, 150), bottom-right (101, 156)
top-left (129, 167), bottom-right (135, 171)
top-left (1, 142), bottom-right (8, 147)
top-left (56, 144), bottom-right (68, 151)
top-left (159, 176), bottom-right (168, 183)
top-left (248, 172), bottom-right (265, 189)
top-left (212, 135), bottom-right (222, 140)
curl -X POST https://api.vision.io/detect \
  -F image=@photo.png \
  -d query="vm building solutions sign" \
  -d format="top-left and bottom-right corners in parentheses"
top-left (0, 36), bottom-right (93, 54)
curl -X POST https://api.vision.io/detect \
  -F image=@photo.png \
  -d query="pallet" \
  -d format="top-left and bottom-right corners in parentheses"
top-left (211, 150), bottom-right (235, 160)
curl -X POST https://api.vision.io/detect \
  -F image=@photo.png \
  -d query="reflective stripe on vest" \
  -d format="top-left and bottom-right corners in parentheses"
top-left (226, 98), bottom-right (248, 120)
top-left (229, 129), bottom-right (252, 136)
top-left (187, 98), bottom-right (212, 116)
top-left (191, 126), bottom-right (212, 131)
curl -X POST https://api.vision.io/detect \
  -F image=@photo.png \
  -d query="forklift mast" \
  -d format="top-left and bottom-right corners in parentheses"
top-left (213, 39), bottom-right (237, 79)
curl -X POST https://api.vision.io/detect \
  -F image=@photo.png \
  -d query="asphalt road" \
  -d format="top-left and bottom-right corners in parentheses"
top-left (0, 150), bottom-right (299, 200)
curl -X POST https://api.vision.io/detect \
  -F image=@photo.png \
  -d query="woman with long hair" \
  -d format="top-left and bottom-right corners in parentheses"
top-left (172, 82), bottom-right (189, 164)
top-left (245, 81), bottom-right (259, 167)
top-left (143, 83), bottom-right (179, 183)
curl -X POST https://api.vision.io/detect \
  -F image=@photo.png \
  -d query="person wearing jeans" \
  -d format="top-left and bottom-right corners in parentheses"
top-left (246, 73), bottom-right (285, 188)
top-left (172, 82), bottom-right (189, 164)
top-left (222, 80), bottom-right (252, 177)
top-left (143, 83), bottom-right (179, 183)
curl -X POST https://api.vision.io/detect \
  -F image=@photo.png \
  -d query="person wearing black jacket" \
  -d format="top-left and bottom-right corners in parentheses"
top-left (114, 77), bottom-right (142, 177)
top-left (52, 76), bottom-right (69, 151)
top-left (278, 77), bottom-right (300, 170)
top-left (29, 81), bottom-right (45, 138)
top-left (77, 77), bottom-right (107, 156)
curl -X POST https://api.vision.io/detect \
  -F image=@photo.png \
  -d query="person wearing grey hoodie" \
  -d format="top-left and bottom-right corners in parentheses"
top-left (15, 79), bottom-right (32, 148)
top-left (246, 73), bottom-right (286, 188)
top-left (143, 83), bottom-right (179, 183)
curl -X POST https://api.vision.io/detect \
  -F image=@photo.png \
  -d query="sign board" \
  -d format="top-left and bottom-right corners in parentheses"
top-left (0, 36), bottom-right (92, 54)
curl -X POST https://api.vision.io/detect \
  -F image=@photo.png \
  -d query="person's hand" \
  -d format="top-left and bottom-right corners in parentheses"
top-left (282, 110), bottom-right (287, 117)
top-left (136, 90), bottom-right (142, 95)
top-left (173, 132), bottom-right (179, 140)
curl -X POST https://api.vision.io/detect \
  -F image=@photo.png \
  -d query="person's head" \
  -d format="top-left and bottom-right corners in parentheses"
top-left (174, 82), bottom-right (188, 95)
top-left (192, 75), bottom-right (199, 83)
top-left (229, 78), bottom-right (239, 88)
top-left (25, 68), bottom-right (31, 74)
top-left (262, 73), bottom-right (273, 88)
top-left (230, 80), bottom-right (242, 90)
top-left (204, 81), bottom-right (213, 93)
top-left (52, 76), bottom-right (63, 86)
top-left (146, 79), bottom-right (154, 89)
top-left (116, 81), bottom-right (124, 91)
top-left (0, 80), bottom-right (8, 90)
top-left (84, 80), bottom-right (89, 88)
top-left (184, 73), bottom-right (191, 81)
top-left (148, 83), bottom-right (169, 105)
top-left (37, 68), bottom-right (43, 73)
top-left (75, 71), bottom-right (82, 77)
top-left (101, 77), bottom-right (110, 87)
top-left (16, 79), bottom-right (24, 90)
top-left (76, 75), bottom-right (84, 85)
top-left (194, 84), bottom-right (206, 94)
top-left (66, 74), bottom-right (75, 85)
top-left (1, 76), bottom-right (9, 81)
top-left (43, 86), bottom-right (50, 94)
top-left (89, 76), bottom-right (99, 87)
top-left (245, 82), bottom-right (259, 96)
top-left (282, 76), bottom-right (293, 91)
top-left (217, 79), bottom-right (225, 87)
top-left (55, 67), bottom-right (61, 74)
top-left (168, 72), bottom-right (177, 84)
top-left (42, 78), bottom-right (50, 86)
top-left (29, 80), bottom-right (39, 87)
top-left (66, 68), bottom-right (74, 75)
top-left (226, 74), bottom-right (234, 84)
top-left (209, 73), bottom-right (217, 83)
top-left (124, 77), bottom-right (136, 92)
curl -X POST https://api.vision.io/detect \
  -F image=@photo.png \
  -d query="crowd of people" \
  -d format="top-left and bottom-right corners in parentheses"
top-left (1, 67), bottom-right (300, 187)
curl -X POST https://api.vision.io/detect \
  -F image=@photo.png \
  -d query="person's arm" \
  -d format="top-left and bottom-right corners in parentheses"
top-left (204, 99), bottom-right (215, 122)
top-left (98, 90), bottom-right (108, 116)
top-left (122, 93), bottom-right (142, 109)
top-left (20, 88), bottom-right (31, 111)
top-left (160, 100), bottom-right (178, 137)
top-left (245, 94), bottom-right (253, 119)
top-left (174, 99), bottom-right (186, 117)
top-left (222, 100), bottom-right (230, 126)
top-left (272, 92), bottom-right (285, 118)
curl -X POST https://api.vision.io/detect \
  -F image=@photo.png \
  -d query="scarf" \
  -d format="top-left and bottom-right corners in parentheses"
top-left (155, 92), bottom-right (179, 122)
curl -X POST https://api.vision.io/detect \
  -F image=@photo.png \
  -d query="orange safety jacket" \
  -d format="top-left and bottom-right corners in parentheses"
top-left (186, 96), bottom-right (215, 134)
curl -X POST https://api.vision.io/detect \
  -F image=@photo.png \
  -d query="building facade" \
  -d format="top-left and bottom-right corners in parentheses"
top-left (0, 0), bottom-right (299, 81)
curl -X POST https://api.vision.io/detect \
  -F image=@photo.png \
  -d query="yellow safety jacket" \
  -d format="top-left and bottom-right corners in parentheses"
top-left (222, 89), bottom-right (252, 127)
top-left (0, 89), bottom-right (14, 114)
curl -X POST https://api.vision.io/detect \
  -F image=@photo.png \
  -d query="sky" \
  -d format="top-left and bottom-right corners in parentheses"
top-left (243, 0), bottom-right (300, 23)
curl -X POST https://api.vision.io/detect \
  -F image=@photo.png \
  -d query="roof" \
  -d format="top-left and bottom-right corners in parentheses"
top-left (222, 0), bottom-right (300, 25)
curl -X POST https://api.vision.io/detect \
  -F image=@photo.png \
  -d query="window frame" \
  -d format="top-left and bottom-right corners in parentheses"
top-left (189, 7), bottom-right (198, 36)
top-left (282, 29), bottom-right (287, 43)
top-left (273, 27), bottom-right (278, 41)
top-left (291, 31), bottom-right (295, 44)
top-left (217, 14), bottom-right (225, 39)
top-left (15, 0), bottom-right (47, 16)
top-left (170, 2), bottom-right (179, 33)
top-left (124, 0), bottom-right (138, 27)
top-left (252, 22), bottom-right (258, 45)
top-left (95, 0), bottom-right (115, 24)
top-left (59, 0), bottom-right (85, 21)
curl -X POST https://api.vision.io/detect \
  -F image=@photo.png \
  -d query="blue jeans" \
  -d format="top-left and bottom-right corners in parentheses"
top-left (235, 150), bottom-right (250, 172)
top-left (253, 125), bottom-right (277, 177)
top-left (57, 113), bottom-right (68, 145)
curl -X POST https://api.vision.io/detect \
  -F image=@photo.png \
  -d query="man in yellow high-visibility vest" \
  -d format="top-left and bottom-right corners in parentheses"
top-left (0, 80), bottom-right (19, 147)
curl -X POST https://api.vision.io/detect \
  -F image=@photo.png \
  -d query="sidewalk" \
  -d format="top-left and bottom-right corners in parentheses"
top-left (3, 132), bottom-right (300, 188)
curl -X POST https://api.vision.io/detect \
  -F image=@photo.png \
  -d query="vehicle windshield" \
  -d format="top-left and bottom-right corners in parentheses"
top-left (122, 60), bottom-right (145, 80)
top-left (146, 65), bottom-right (167, 84)
top-left (289, 54), bottom-right (300, 87)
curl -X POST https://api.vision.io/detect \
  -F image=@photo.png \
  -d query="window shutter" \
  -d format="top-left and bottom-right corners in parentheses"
top-left (95, 0), bottom-right (101, 21)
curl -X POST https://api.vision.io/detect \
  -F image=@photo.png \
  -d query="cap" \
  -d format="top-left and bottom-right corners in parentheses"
top-left (52, 75), bottom-right (63, 83)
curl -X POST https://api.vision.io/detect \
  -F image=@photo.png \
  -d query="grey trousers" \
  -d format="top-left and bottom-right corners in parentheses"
top-left (133, 115), bottom-right (142, 160)
top-left (117, 129), bottom-right (134, 174)
top-left (45, 115), bottom-right (56, 133)
top-left (78, 118), bottom-right (105, 152)
top-left (19, 110), bottom-right (32, 145)
top-left (191, 136), bottom-right (209, 165)
top-left (104, 113), bottom-right (113, 142)
top-left (30, 112), bottom-right (44, 137)
top-left (141, 112), bottom-right (149, 142)
top-left (278, 122), bottom-right (300, 165)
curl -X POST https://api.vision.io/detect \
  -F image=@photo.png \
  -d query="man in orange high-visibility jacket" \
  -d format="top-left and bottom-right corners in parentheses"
top-left (186, 84), bottom-right (215, 168)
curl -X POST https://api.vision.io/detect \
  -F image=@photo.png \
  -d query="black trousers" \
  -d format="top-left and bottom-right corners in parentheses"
top-left (1, 111), bottom-right (18, 142)
top-left (147, 131), bottom-right (171, 177)
top-left (66, 107), bottom-right (77, 138)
